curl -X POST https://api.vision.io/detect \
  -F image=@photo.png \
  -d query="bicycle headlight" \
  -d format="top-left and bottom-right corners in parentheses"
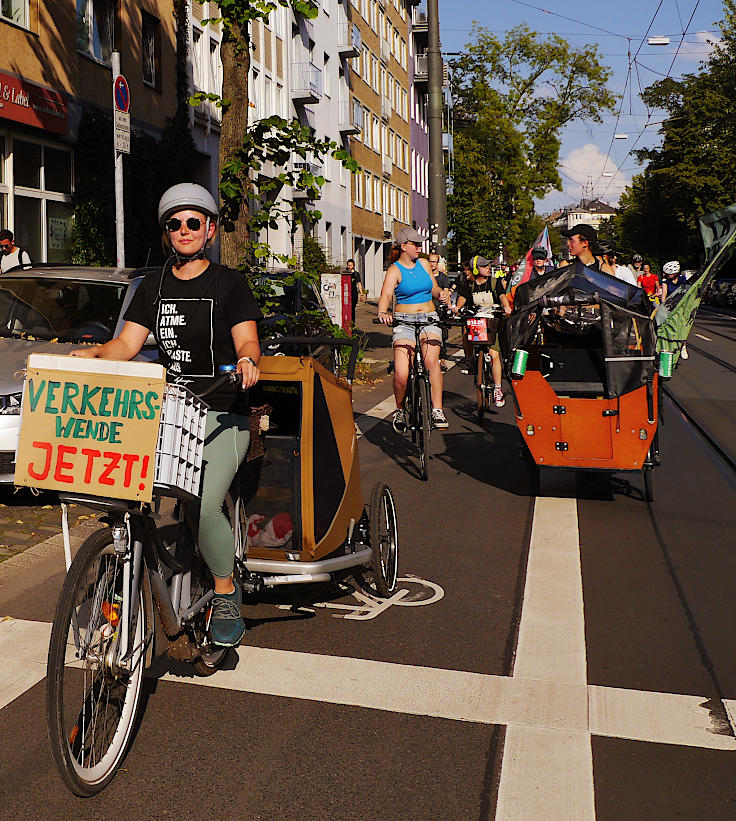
top-left (0, 392), bottom-right (22, 415)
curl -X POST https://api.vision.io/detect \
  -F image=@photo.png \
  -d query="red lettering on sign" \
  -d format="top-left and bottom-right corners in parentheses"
top-left (53, 445), bottom-right (77, 483)
top-left (121, 453), bottom-right (139, 488)
top-left (99, 452), bottom-right (121, 485)
top-left (81, 448), bottom-right (102, 484)
top-left (27, 441), bottom-right (52, 480)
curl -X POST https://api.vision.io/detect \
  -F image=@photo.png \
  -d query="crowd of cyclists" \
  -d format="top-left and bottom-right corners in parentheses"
top-left (61, 181), bottom-right (692, 649)
top-left (376, 221), bottom-right (694, 434)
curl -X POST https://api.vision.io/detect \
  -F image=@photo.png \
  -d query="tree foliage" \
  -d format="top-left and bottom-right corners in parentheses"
top-left (449, 24), bottom-right (616, 261)
top-left (611, 1), bottom-right (736, 267)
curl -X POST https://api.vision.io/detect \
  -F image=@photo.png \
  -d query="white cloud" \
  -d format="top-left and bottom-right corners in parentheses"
top-left (535, 143), bottom-right (630, 213)
top-left (678, 30), bottom-right (722, 63)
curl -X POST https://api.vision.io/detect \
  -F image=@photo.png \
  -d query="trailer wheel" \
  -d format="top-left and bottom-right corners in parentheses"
top-left (364, 483), bottom-right (399, 597)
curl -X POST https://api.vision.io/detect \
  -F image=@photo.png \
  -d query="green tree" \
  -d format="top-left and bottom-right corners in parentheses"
top-left (613, 1), bottom-right (736, 266)
top-left (449, 24), bottom-right (616, 260)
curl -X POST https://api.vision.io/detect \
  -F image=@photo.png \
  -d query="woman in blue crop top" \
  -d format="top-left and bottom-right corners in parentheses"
top-left (377, 226), bottom-right (452, 432)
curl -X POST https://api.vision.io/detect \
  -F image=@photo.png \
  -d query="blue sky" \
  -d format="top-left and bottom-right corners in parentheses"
top-left (438, 0), bottom-right (725, 213)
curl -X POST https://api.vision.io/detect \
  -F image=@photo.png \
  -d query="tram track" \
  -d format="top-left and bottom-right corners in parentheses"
top-left (685, 341), bottom-right (736, 374)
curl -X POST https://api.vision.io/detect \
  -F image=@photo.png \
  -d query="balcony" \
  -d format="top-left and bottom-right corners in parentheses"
top-left (442, 131), bottom-right (453, 154)
top-left (293, 160), bottom-right (325, 198)
top-left (380, 36), bottom-right (391, 63)
top-left (380, 94), bottom-right (391, 121)
top-left (299, 105), bottom-right (317, 131)
top-left (414, 54), bottom-right (428, 86)
top-left (377, 0), bottom-right (386, 8)
top-left (382, 154), bottom-right (392, 178)
top-left (339, 100), bottom-right (363, 134)
top-left (383, 212), bottom-right (393, 236)
top-left (291, 62), bottom-right (323, 103)
top-left (413, 5), bottom-right (428, 37)
top-left (338, 23), bottom-right (361, 58)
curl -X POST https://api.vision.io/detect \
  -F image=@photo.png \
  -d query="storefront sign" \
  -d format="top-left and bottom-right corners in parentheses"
top-left (15, 355), bottom-right (166, 501)
top-left (0, 71), bottom-right (67, 135)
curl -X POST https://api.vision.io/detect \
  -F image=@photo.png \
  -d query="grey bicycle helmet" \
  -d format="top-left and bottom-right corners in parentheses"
top-left (157, 183), bottom-right (219, 226)
top-left (663, 260), bottom-right (680, 275)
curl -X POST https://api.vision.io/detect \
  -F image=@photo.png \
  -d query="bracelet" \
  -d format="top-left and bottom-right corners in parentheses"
top-left (237, 356), bottom-right (257, 367)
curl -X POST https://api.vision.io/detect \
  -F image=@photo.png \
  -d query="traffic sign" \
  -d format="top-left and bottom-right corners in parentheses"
top-left (114, 109), bottom-right (130, 154)
top-left (114, 75), bottom-right (130, 113)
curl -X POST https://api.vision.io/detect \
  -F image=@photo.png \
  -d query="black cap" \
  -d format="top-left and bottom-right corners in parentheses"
top-left (531, 246), bottom-right (548, 260)
top-left (561, 223), bottom-right (599, 245)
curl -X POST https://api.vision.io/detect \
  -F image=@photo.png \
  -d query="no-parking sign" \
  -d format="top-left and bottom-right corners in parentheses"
top-left (114, 75), bottom-right (130, 113)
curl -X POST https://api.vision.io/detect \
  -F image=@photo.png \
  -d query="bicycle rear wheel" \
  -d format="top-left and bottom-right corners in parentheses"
top-left (418, 376), bottom-right (431, 480)
top-left (47, 528), bottom-right (146, 796)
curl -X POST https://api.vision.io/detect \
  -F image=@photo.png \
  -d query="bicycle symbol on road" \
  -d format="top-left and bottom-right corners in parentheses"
top-left (277, 574), bottom-right (445, 621)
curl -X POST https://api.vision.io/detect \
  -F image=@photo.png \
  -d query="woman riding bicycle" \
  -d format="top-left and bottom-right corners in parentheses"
top-left (72, 183), bottom-right (262, 648)
top-left (377, 226), bottom-right (451, 432)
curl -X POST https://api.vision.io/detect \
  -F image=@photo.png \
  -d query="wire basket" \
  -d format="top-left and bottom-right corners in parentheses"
top-left (154, 384), bottom-right (208, 499)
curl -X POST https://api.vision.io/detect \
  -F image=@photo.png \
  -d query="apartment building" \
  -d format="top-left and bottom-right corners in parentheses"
top-left (249, 0), bottom-right (358, 267)
top-left (348, 0), bottom-right (414, 297)
top-left (409, 2), bottom-right (429, 250)
top-left (0, 0), bottom-right (221, 264)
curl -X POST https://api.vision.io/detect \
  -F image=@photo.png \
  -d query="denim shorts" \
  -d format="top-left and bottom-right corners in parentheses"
top-left (392, 311), bottom-right (443, 345)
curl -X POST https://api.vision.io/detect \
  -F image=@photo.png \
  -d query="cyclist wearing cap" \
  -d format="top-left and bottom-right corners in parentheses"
top-left (73, 183), bottom-right (262, 648)
top-left (455, 255), bottom-right (511, 407)
top-left (530, 246), bottom-right (550, 279)
top-left (378, 226), bottom-right (452, 432)
top-left (560, 223), bottom-right (615, 275)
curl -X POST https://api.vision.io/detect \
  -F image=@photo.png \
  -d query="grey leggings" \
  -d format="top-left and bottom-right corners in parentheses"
top-left (194, 411), bottom-right (250, 579)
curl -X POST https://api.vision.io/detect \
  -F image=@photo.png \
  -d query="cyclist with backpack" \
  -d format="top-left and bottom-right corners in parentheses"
top-left (72, 183), bottom-right (262, 648)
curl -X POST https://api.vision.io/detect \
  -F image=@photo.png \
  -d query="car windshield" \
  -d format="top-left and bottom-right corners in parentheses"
top-left (0, 278), bottom-right (126, 343)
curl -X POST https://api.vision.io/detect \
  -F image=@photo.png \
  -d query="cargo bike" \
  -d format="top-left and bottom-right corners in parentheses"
top-left (502, 234), bottom-right (736, 501)
top-left (17, 338), bottom-right (398, 796)
top-left (501, 260), bottom-right (663, 500)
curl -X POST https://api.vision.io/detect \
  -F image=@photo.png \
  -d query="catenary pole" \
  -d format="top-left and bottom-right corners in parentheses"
top-left (427, 0), bottom-right (447, 256)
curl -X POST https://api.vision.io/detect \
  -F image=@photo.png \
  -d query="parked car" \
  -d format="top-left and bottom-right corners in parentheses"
top-left (0, 265), bottom-right (157, 483)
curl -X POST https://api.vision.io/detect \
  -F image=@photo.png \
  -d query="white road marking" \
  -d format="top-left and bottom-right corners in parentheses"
top-left (496, 497), bottom-right (596, 821)
top-left (693, 333), bottom-right (712, 341)
top-left (354, 352), bottom-right (463, 437)
top-left (2, 615), bottom-right (734, 752)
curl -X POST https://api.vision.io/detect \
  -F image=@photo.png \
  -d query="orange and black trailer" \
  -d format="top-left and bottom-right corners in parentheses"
top-left (501, 260), bottom-right (661, 499)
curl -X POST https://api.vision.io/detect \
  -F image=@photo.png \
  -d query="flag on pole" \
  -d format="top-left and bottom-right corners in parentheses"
top-left (507, 226), bottom-right (553, 302)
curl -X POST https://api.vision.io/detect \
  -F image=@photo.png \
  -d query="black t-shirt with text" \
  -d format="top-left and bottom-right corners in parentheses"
top-left (458, 275), bottom-right (503, 306)
top-left (124, 263), bottom-right (262, 412)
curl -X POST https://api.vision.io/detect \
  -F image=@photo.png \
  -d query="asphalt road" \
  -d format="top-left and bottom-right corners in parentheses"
top-left (1, 331), bottom-right (735, 820)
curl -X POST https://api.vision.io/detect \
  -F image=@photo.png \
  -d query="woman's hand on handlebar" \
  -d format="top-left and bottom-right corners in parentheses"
top-left (438, 288), bottom-right (452, 306)
top-left (237, 356), bottom-right (260, 390)
top-left (378, 311), bottom-right (393, 326)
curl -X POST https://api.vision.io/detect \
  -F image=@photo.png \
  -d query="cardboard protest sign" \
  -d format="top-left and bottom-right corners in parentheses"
top-left (15, 355), bottom-right (166, 502)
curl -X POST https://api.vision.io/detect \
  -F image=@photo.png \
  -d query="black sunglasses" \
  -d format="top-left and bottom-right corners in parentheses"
top-left (165, 216), bottom-right (203, 232)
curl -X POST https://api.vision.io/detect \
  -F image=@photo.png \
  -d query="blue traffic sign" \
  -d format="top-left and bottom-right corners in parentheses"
top-left (114, 75), bottom-right (130, 113)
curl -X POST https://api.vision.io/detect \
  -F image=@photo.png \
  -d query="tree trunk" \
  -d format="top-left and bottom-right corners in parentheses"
top-left (219, 25), bottom-right (251, 268)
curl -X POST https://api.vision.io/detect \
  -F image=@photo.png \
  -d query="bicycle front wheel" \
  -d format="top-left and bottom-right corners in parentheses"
top-left (47, 528), bottom-right (146, 796)
top-left (418, 376), bottom-right (432, 480)
top-left (476, 352), bottom-right (485, 420)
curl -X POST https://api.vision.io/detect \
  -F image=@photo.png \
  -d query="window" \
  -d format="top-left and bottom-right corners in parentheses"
top-left (76, 0), bottom-right (115, 63)
top-left (354, 173), bottom-right (363, 207)
top-left (361, 105), bottom-right (370, 148)
top-left (371, 55), bottom-right (379, 90)
top-left (372, 115), bottom-right (380, 152)
top-left (1, 0), bottom-right (29, 27)
top-left (365, 173), bottom-right (373, 210)
top-left (374, 177), bottom-right (381, 212)
top-left (142, 12), bottom-right (160, 88)
top-left (192, 28), bottom-right (204, 89)
top-left (370, 0), bottom-right (377, 31)
top-left (323, 53), bottom-right (330, 96)
top-left (362, 46), bottom-right (370, 83)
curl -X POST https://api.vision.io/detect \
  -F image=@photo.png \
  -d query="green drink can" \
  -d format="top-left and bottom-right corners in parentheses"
top-left (658, 350), bottom-right (673, 379)
top-left (512, 349), bottom-right (529, 378)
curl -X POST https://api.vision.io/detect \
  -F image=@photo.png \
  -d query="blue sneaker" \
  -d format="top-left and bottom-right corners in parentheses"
top-left (209, 582), bottom-right (245, 647)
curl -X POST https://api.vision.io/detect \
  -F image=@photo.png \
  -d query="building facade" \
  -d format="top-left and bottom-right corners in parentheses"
top-left (409, 2), bottom-right (429, 250)
top-left (0, 0), bottom-right (221, 265)
top-left (348, 0), bottom-right (413, 297)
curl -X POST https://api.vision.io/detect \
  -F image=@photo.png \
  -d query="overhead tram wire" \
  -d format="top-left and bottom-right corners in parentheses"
top-left (509, 0), bottom-right (629, 39)
top-left (598, 0), bottom-right (703, 201)
top-left (591, 0), bottom-right (665, 194)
